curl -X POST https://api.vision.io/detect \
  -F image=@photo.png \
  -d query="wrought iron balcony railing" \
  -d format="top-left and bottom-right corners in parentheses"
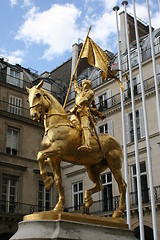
top-left (65, 185), bottom-right (160, 215)
top-left (0, 185), bottom-right (160, 218)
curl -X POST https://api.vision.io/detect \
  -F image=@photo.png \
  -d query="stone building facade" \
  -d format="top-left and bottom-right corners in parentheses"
top-left (0, 60), bottom-right (67, 239)
top-left (59, 13), bottom-right (160, 240)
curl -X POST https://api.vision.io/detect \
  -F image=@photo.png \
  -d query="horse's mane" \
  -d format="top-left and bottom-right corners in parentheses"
top-left (42, 88), bottom-right (66, 114)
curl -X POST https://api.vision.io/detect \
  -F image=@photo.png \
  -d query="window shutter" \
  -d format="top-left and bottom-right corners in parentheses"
top-left (136, 74), bottom-right (141, 94)
top-left (156, 64), bottom-right (160, 84)
top-left (18, 98), bottom-right (22, 115)
top-left (123, 82), bottom-right (128, 100)
top-left (95, 96), bottom-right (99, 109)
top-left (108, 120), bottom-right (113, 136)
top-left (139, 107), bottom-right (145, 138)
top-left (107, 90), bottom-right (112, 108)
top-left (125, 113), bottom-right (130, 143)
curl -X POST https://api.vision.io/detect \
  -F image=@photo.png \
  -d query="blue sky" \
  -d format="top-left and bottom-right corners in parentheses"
top-left (0, 0), bottom-right (159, 74)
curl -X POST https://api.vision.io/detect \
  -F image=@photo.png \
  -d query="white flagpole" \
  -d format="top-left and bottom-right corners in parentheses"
top-left (113, 5), bottom-right (131, 229)
top-left (122, 1), bottom-right (145, 239)
top-left (132, 0), bottom-right (159, 239)
top-left (146, 0), bottom-right (160, 134)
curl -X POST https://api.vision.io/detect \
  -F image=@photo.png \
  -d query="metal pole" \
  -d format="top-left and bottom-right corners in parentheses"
top-left (113, 5), bottom-right (131, 229)
top-left (146, 0), bottom-right (160, 134)
top-left (122, 1), bottom-right (145, 239)
top-left (133, 0), bottom-right (158, 239)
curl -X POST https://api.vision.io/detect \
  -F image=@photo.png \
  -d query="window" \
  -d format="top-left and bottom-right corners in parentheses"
top-left (1, 175), bottom-right (18, 213)
top-left (125, 108), bottom-right (145, 143)
top-left (156, 64), bottom-right (160, 84)
top-left (96, 90), bottom-right (112, 111)
top-left (121, 54), bottom-right (128, 72)
top-left (101, 172), bottom-right (113, 211)
top-left (6, 68), bottom-right (23, 88)
top-left (131, 49), bottom-right (139, 68)
top-left (98, 120), bottom-right (113, 136)
top-left (38, 181), bottom-right (52, 211)
top-left (123, 81), bottom-right (130, 100)
top-left (154, 37), bottom-right (160, 55)
top-left (129, 110), bottom-right (141, 142)
top-left (131, 162), bottom-right (149, 205)
top-left (9, 95), bottom-right (22, 115)
top-left (9, 69), bottom-right (20, 86)
top-left (43, 81), bottom-right (52, 92)
top-left (123, 75), bottom-right (141, 100)
top-left (6, 127), bottom-right (19, 155)
top-left (72, 181), bottom-right (83, 211)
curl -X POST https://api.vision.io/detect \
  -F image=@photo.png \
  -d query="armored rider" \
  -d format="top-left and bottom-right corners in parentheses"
top-left (70, 78), bottom-right (106, 152)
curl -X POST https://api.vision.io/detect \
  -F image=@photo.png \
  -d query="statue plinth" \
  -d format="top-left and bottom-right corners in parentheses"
top-left (10, 211), bottom-right (137, 240)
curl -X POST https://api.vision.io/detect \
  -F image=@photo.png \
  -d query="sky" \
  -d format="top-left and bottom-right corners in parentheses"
top-left (0, 0), bottom-right (159, 75)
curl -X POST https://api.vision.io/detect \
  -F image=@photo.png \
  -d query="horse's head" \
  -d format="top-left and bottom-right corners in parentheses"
top-left (26, 80), bottom-right (49, 121)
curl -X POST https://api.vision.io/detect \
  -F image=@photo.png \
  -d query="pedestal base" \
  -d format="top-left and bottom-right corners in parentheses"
top-left (10, 211), bottom-right (137, 240)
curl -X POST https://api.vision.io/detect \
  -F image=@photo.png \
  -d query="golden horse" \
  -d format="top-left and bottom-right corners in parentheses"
top-left (26, 80), bottom-right (126, 218)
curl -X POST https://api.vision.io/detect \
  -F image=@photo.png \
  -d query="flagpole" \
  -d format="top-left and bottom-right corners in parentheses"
top-left (122, 1), bottom-right (145, 239)
top-left (63, 26), bottom-right (92, 108)
top-left (146, 0), bottom-right (160, 134)
top-left (132, 0), bottom-right (159, 239)
top-left (113, 5), bottom-right (131, 229)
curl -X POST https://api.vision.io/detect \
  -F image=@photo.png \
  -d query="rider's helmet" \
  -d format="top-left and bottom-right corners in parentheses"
top-left (82, 79), bottom-right (92, 89)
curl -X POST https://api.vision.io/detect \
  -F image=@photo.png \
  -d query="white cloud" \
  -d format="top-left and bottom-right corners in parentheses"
top-left (103, 0), bottom-right (118, 11)
top-left (10, 0), bottom-right (18, 7)
top-left (14, 0), bottom-right (160, 64)
top-left (90, 11), bottom-right (117, 51)
top-left (10, 0), bottom-right (33, 8)
top-left (16, 4), bottom-right (82, 61)
top-left (0, 49), bottom-right (24, 65)
top-left (151, 12), bottom-right (160, 29)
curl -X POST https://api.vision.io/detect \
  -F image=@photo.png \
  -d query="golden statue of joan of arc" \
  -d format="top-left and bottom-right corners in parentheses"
top-left (63, 25), bottom-right (124, 153)
top-left (70, 78), bottom-right (106, 152)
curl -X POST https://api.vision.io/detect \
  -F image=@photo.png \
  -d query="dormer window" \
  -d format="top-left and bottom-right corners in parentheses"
top-left (6, 67), bottom-right (23, 88)
top-left (9, 69), bottom-right (20, 86)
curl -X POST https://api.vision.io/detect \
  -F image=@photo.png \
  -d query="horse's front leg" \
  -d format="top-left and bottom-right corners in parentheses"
top-left (49, 159), bottom-right (65, 212)
top-left (37, 143), bottom-right (61, 190)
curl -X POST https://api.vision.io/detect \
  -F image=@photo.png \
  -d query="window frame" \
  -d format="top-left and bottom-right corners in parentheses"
top-left (6, 126), bottom-right (19, 156)
top-left (38, 180), bottom-right (52, 211)
top-left (1, 174), bottom-right (18, 213)
top-left (9, 95), bottom-right (22, 115)
top-left (72, 181), bottom-right (83, 211)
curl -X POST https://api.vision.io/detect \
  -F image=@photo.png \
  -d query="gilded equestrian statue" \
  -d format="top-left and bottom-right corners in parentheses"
top-left (26, 80), bottom-right (126, 218)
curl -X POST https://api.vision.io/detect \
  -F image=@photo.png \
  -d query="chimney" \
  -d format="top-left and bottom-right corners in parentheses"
top-left (71, 43), bottom-right (79, 77)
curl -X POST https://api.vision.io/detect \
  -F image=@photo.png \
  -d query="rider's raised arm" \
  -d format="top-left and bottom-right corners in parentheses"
top-left (73, 78), bottom-right (81, 94)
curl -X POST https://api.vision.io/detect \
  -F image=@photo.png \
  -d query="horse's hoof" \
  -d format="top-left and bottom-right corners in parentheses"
top-left (85, 197), bottom-right (93, 208)
top-left (112, 210), bottom-right (123, 218)
top-left (44, 176), bottom-right (53, 190)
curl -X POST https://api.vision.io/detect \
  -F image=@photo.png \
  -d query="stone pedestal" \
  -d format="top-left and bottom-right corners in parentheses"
top-left (10, 211), bottom-right (137, 240)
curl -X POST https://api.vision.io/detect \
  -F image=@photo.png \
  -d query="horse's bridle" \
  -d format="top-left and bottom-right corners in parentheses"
top-left (29, 90), bottom-right (44, 110)
top-left (29, 98), bottom-right (43, 109)
top-left (29, 92), bottom-right (72, 119)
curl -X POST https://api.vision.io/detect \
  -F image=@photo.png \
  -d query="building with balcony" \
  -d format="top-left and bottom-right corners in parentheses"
top-left (54, 13), bottom-right (160, 240)
top-left (0, 58), bottom-right (67, 239)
